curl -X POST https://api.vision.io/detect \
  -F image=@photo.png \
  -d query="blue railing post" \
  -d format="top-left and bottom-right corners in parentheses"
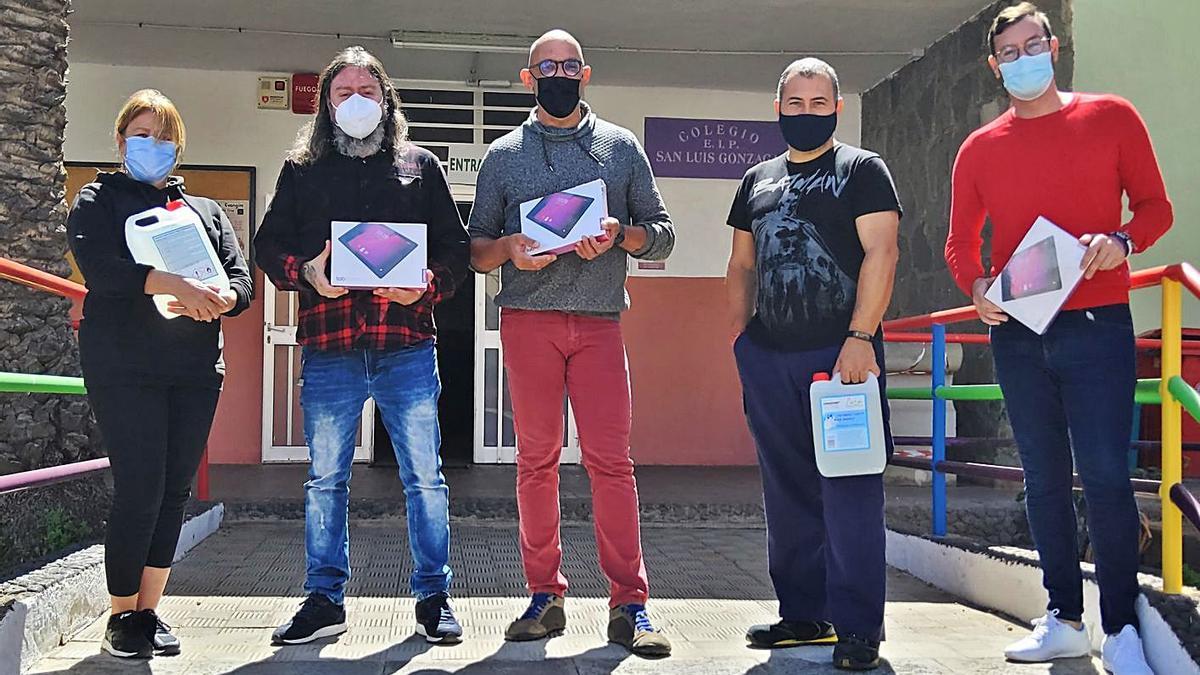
top-left (932, 323), bottom-right (947, 537)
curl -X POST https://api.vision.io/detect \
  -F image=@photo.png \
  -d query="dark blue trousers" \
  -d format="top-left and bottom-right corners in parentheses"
top-left (734, 335), bottom-right (892, 642)
top-left (991, 304), bottom-right (1141, 635)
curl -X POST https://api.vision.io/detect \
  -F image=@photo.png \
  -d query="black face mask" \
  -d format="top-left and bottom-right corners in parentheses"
top-left (778, 111), bottom-right (837, 152)
top-left (536, 77), bottom-right (582, 119)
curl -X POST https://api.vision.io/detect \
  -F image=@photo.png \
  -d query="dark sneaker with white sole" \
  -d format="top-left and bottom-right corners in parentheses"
top-left (102, 611), bottom-right (154, 659)
top-left (833, 635), bottom-right (881, 671)
top-left (747, 620), bottom-right (837, 648)
top-left (415, 593), bottom-right (463, 644)
top-left (141, 609), bottom-right (181, 655)
top-left (608, 604), bottom-right (672, 658)
top-left (271, 593), bottom-right (347, 645)
top-left (505, 593), bottom-right (567, 641)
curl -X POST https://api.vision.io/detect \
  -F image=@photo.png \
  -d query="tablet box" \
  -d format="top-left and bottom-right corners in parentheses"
top-left (985, 216), bottom-right (1086, 335)
top-left (519, 179), bottom-right (609, 256)
top-left (331, 221), bottom-right (427, 289)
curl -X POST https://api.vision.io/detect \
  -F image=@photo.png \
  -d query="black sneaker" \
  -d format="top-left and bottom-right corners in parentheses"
top-left (141, 609), bottom-right (181, 655)
top-left (415, 593), bottom-right (463, 644)
top-left (747, 620), bottom-right (837, 648)
top-left (271, 593), bottom-right (347, 645)
top-left (102, 611), bottom-right (154, 659)
top-left (833, 634), bottom-right (881, 671)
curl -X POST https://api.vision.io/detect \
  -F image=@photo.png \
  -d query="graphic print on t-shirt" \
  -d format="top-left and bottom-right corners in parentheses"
top-left (754, 175), bottom-right (856, 338)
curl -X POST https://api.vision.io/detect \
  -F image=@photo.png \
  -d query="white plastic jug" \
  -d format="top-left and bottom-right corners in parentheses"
top-left (125, 200), bottom-right (229, 319)
top-left (809, 372), bottom-right (888, 477)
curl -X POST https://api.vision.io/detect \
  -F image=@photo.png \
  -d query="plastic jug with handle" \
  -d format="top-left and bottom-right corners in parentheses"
top-left (809, 371), bottom-right (888, 477)
top-left (124, 200), bottom-right (228, 319)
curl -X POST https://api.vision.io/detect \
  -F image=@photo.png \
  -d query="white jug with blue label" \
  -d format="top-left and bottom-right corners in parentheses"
top-left (809, 371), bottom-right (888, 477)
top-left (124, 200), bottom-right (228, 319)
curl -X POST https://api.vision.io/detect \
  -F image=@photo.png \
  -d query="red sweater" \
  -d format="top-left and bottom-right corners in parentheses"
top-left (946, 93), bottom-right (1172, 310)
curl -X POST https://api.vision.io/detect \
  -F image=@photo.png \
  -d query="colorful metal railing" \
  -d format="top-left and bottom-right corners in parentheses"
top-left (0, 257), bottom-right (210, 501)
top-left (882, 263), bottom-right (1200, 594)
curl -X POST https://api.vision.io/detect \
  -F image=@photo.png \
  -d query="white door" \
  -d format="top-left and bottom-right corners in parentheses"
top-left (262, 288), bottom-right (374, 462)
top-left (473, 269), bottom-right (581, 464)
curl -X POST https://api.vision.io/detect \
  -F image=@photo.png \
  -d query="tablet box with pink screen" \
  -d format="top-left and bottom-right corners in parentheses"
top-left (331, 221), bottom-right (427, 289)
top-left (519, 179), bottom-right (608, 256)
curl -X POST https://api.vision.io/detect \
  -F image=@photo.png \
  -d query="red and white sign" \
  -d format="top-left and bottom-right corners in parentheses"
top-left (292, 73), bottom-right (319, 115)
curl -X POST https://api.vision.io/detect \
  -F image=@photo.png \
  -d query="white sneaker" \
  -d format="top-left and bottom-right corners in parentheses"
top-left (1102, 625), bottom-right (1154, 675)
top-left (1004, 610), bottom-right (1091, 662)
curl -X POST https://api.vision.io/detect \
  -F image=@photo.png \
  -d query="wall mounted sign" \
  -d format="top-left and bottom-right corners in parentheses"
top-left (644, 117), bottom-right (786, 180)
top-left (291, 73), bottom-right (319, 115)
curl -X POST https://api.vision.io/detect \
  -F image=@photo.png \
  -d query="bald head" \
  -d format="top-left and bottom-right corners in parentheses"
top-left (529, 29), bottom-right (584, 65)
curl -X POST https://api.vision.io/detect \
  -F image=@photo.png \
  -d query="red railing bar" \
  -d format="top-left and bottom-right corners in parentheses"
top-left (0, 457), bottom-right (110, 495)
top-left (0, 258), bottom-right (86, 301)
top-left (884, 332), bottom-right (1200, 354)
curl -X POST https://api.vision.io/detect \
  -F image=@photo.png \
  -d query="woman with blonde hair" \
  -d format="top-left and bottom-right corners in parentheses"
top-left (67, 89), bottom-right (252, 659)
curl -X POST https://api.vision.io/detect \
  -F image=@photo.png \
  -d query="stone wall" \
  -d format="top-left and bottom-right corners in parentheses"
top-left (862, 0), bottom-right (1074, 462)
top-left (0, 0), bottom-right (106, 573)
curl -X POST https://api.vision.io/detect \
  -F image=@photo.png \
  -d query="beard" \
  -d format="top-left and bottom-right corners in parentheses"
top-left (332, 122), bottom-right (386, 159)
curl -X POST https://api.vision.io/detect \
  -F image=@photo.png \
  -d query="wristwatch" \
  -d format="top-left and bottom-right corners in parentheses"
top-left (1110, 231), bottom-right (1135, 256)
top-left (846, 330), bottom-right (874, 343)
top-left (613, 222), bottom-right (627, 248)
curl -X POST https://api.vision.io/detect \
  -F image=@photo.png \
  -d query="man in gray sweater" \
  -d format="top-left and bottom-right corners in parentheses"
top-left (468, 29), bottom-right (674, 658)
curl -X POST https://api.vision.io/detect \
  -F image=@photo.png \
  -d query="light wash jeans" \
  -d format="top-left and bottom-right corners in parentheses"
top-left (300, 341), bottom-right (452, 604)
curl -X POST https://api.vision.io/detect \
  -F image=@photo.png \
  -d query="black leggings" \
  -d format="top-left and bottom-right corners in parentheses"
top-left (89, 384), bottom-right (220, 597)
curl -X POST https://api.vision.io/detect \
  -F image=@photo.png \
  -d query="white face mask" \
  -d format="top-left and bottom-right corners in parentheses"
top-left (333, 93), bottom-right (383, 139)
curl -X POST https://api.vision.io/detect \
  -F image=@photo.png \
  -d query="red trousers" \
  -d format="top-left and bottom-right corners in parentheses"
top-left (500, 309), bottom-right (649, 606)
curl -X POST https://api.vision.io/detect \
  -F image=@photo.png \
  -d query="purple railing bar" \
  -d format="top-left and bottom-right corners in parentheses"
top-left (890, 456), bottom-right (1162, 495)
top-left (1170, 483), bottom-right (1200, 533)
top-left (0, 457), bottom-right (110, 496)
top-left (893, 436), bottom-right (1200, 452)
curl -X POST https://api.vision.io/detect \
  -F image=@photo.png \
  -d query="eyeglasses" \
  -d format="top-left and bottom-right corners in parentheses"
top-left (995, 36), bottom-right (1051, 64)
top-left (528, 58), bottom-right (584, 79)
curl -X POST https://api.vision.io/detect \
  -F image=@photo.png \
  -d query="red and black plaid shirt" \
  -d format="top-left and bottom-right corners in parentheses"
top-left (255, 146), bottom-right (469, 351)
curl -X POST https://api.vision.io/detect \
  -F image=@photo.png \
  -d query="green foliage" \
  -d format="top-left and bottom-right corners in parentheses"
top-left (41, 506), bottom-right (91, 554)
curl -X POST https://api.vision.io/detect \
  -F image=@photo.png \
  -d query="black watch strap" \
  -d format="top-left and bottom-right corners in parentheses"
top-left (1110, 230), bottom-right (1134, 255)
top-left (613, 223), bottom-right (627, 247)
top-left (846, 329), bottom-right (874, 343)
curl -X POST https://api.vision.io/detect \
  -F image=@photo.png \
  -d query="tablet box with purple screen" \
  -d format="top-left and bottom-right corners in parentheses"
top-left (985, 216), bottom-right (1086, 335)
top-left (331, 221), bottom-right (427, 289)
top-left (519, 179), bottom-right (608, 256)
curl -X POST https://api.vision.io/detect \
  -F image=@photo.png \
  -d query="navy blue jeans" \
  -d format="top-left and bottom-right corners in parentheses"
top-left (299, 341), bottom-right (452, 604)
top-left (734, 335), bottom-right (892, 642)
top-left (991, 304), bottom-right (1141, 635)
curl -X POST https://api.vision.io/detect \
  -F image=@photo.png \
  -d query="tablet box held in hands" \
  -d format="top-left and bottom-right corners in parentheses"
top-left (985, 216), bottom-right (1087, 335)
top-left (519, 179), bottom-right (609, 256)
top-left (331, 221), bottom-right (427, 289)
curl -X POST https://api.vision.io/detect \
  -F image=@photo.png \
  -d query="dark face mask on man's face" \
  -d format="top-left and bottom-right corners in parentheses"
top-left (778, 110), bottom-right (838, 153)
top-left (536, 77), bottom-right (582, 119)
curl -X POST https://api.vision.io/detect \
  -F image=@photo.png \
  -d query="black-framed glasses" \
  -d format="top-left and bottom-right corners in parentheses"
top-left (995, 36), bottom-right (1051, 64)
top-left (528, 58), bottom-right (584, 79)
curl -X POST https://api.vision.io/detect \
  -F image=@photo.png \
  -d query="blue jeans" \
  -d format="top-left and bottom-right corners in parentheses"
top-left (991, 305), bottom-right (1141, 635)
top-left (733, 335), bottom-right (892, 642)
top-left (299, 341), bottom-right (452, 604)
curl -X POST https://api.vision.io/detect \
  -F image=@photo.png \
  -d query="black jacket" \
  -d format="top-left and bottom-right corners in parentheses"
top-left (67, 171), bottom-right (253, 387)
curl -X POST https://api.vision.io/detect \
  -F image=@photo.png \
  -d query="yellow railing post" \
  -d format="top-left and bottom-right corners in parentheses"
top-left (1161, 278), bottom-right (1184, 594)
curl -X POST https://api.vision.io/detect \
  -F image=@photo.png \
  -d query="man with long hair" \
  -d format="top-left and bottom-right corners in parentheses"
top-left (255, 46), bottom-right (469, 646)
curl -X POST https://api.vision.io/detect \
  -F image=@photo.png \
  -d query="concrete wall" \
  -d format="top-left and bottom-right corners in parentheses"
top-left (1073, 0), bottom-right (1200, 332)
top-left (64, 61), bottom-right (862, 465)
top-left (860, 0), bottom-right (1073, 457)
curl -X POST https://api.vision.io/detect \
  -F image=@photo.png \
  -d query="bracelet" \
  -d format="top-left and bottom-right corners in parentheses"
top-left (846, 330), bottom-right (874, 343)
top-left (1110, 231), bottom-right (1135, 256)
top-left (613, 223), bottom-right (627, 247)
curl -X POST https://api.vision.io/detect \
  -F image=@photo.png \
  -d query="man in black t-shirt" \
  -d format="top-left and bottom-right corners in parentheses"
top-left (725, 58), bottom-right (901, 672)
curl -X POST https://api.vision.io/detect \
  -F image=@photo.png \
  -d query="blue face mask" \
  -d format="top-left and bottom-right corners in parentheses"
top-left (124, 136), bottom-right (177, 184)
top-left (998, 51), bottom-right (1055, 101)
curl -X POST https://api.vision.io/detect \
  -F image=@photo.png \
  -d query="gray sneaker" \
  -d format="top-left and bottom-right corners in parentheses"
top-left (608, 604), bottom-right (671, 658)
top-left (505, 593), bottom-right (566, 641)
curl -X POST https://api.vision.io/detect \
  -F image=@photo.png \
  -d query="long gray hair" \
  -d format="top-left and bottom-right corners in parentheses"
top-left (289, 46), bottom-right (409, 165)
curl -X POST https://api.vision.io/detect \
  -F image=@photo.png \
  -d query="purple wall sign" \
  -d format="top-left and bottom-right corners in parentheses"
top-left (644, 117), bottom-right (786, 180)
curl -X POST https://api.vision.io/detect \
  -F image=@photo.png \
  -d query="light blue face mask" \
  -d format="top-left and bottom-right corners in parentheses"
top-left (124, 135), bottom-right (177, 185)
top-left (998, 51), bottom-right (1055, 101)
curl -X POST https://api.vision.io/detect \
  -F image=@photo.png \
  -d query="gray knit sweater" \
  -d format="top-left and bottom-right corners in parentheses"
top-left (467, 103), bottom-right (674, 315)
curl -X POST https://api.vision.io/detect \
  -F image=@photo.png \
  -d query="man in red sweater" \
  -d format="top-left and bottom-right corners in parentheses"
top-left (945, 4), bottom-right (1171, 674)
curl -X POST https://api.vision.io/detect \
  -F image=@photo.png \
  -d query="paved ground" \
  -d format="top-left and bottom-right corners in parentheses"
top-left (31, 521), bottom-right (1107, 674)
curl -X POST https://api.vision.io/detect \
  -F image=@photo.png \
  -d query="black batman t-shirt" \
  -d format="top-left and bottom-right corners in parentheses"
top-left (728, 144), bottom-right (902, 351)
